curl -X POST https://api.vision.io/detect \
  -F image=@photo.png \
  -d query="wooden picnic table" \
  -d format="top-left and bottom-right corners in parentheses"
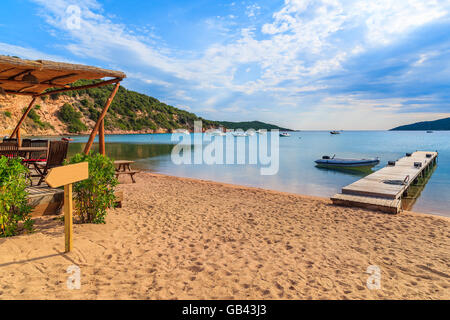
top-left (18, 147), bottom-right (48, 152)
top-left (114, 160), bottom-right (134, 172)
top-left (113, 160), bottom-right (138, 183)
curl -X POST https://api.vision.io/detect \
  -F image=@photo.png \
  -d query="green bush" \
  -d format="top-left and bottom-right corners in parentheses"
top-left (58, 103), bottom-right (87, 133)
top-left (56, 80), bottom-right (221, 132)
top-left (26, 108), bottom-right (54, 130)
top-left (0, 157), bottom-right (33, 237)
top-left (66, 153), bottom-right (118, 224)
top-left (3, 111), bottom-right (11, 118)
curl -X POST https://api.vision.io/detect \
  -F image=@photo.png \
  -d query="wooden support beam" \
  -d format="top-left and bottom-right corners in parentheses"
top-left (41, 73), bottom-right (78, 84)
top-left (16, 128), bottom-right (21, 145)
top-left (8, 69), bottom-right (34, 80)
top-left (10, 96), bottom-right (37, 138)
top-left (64, 184), bottom-right (73, 253)
top-left (84, 81), bottom-right (120, 154)
top-left (99, 119), bottom-right (105, 155)
top-left (0, 67), bottom-right (15, 75)
top-left (37, 78), bottom-right (122, 97)
top-left (0, 78), bottom-right (69, 88)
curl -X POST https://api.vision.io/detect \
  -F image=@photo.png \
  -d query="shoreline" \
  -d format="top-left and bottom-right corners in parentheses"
top-left (0, 172), bottom-right (449, 299)
top-left (140, 171), bottom-right (450, 220)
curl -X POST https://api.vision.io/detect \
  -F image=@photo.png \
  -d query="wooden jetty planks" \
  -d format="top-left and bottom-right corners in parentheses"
top-left (332, 151), bottom-right (438, 213)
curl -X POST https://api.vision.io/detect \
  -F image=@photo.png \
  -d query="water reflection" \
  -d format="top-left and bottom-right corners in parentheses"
top-left (68, 143), bottom-right (174, 171)
top-left (59, 130), bottom-right (450, 217)
top-left (314, 166), bottom-right (374, 178)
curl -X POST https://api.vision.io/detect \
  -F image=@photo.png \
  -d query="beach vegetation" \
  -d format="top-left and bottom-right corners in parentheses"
top-left (58, 103), bottom-right (87, 133)
top-left (0, 157), bottom-right (33, 237)
top-left (66, 152), bottom-right (118, 224)
top-left (24, 107), bottom-right (54, 130)
top-left (54, 80), bottom-right (220, 132)
top-left (3, 111), bottom-right (11, 118)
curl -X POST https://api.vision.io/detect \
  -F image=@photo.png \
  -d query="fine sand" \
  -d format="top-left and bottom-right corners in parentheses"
top-left (0, 173), bottom-right (449, 299)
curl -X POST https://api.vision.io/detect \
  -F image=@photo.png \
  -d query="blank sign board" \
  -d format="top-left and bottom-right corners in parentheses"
top-left (45, 162), bottom-right (89, 188)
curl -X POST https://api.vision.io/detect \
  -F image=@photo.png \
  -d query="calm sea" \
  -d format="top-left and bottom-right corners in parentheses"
top-left (65, 131), bottom-right (450, 217)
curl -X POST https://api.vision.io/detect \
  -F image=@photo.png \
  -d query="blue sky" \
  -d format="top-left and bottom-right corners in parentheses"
top-left (1, 0), bottom-right (449, 129)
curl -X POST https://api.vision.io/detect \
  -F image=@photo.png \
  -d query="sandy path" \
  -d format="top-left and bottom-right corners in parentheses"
top-left (0, 173), bottom-right (449, 299)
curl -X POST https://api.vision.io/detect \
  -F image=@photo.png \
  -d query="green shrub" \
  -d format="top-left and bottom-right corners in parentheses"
top-left (25, 108), bottom-right (54, 130)
top-left (4, 111), bottom-right (11, 118)
top-left (58, 103), bottom-right (87, 133)
top-left (66, 152), bottom-right (118, 224)
top-left (0, 157), bottom-right (33, 237)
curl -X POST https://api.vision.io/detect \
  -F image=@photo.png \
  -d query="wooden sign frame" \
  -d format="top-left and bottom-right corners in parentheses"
top-left (45, 162), bottom-right (89, 252)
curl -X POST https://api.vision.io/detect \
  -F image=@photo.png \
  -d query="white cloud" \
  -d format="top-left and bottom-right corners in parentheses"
top-left (14, 0), bottom-right (450, 129)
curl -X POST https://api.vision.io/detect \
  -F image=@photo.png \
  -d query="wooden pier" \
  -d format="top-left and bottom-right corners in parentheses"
top-left (331, 151), bottom-right (438, 214)
top-left (27, 184), bottom-right (64, 217)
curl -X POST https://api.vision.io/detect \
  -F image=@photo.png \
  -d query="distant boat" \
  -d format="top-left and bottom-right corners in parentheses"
top-left (232, 131), bottom-right (248, 137)
top-left (173, 129), bottom-right (190, 134)
top-left (315, 155), bottom-right (380, 170)
top-left (256, 129), bottom-right (266, 134)
top-left (330, 131), bottom-right (340, 134)
top-left (280, 132), bottom-right (290, 137)
top-left (426, 130), bottom-right (433, 133)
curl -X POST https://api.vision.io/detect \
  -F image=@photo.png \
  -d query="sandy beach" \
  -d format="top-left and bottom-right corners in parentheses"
top-left (0, 172), bottom-right (449, 300)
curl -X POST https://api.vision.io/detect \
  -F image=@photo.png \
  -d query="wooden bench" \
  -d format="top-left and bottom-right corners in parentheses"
top-left (115, 170), bottom-right (139, 183)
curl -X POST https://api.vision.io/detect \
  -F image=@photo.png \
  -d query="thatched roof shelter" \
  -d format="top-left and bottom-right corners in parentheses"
top-left (0, 55), bottom-right (126, 154)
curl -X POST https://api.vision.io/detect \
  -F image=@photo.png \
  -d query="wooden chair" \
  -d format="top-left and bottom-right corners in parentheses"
top-left (33, 141), bottom-right (69, 186)
top-left (19, 139), bottom-right (32, 158)
top-left (2, 138), bottom-right (18, 144)
top-left (0, 145), bottom-right (19, 158)
top-left (21, 140), bottom-right (49, 168)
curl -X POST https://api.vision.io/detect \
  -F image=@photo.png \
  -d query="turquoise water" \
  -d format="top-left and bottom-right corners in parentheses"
top-left (66, 131), bottom-right (450, 217)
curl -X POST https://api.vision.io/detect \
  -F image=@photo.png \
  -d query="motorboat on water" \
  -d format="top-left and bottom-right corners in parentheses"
top-left (173, 129), bottom-right (190, 134)
top-left (315, 155), bottom-right (380, 170)
top-left (211, 131), bottom-right (226, 136)
top-left (330, 131), bottom-right (341, 134)
top-left (256, 129), bottom-right (266, 134)
top-left (280, 132), bottom-right (290, 137)
top-left (232, 131), bottom-right (248, 137)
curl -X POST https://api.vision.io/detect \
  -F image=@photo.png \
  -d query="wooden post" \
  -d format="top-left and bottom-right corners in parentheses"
top-left (16, 128), bottom-right (21, 146)
top-left (99, 119), bottom-right (105, 155)
top-left (84, 82), bottom-right (120, 154)
top-left (45, 162), bottom-right (89, 253)
top-left (10, 96), bottom-right (37, 139)
top-left (64, 184), bottom-right (73, 253)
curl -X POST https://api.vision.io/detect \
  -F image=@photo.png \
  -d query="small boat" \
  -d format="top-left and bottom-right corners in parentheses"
top-left (426, 130), bottom-right (433, 133)
top-left (280, 132), bottom-right (290, 137)
top-left (315, 155), bottom-right (380, 170)
top-left (61, 137), bottom-right (74, 142)
top-left (330, 131), bottom-right (340, 134)
top-left (256, 129), bottom-right (266, 134)
top-left (173, 129), bottom-right (190, 134)
top-left (232, 131), bottom-right (248, 137)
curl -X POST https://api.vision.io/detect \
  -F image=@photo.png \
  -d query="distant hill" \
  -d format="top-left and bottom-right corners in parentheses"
top-left (390, 117), bottom-right (450, 131)
top-left (0, 79), bottom-right (291, 136)
top-left (217, 121), bottom-right (291, 131)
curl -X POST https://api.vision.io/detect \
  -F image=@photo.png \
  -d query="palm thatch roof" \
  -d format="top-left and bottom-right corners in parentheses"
top-left (0, 55), bottom-right (126, 96)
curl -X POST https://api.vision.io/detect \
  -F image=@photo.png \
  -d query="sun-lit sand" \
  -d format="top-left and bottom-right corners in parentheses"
top-left (0, 172), bottom-right (449, 299)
